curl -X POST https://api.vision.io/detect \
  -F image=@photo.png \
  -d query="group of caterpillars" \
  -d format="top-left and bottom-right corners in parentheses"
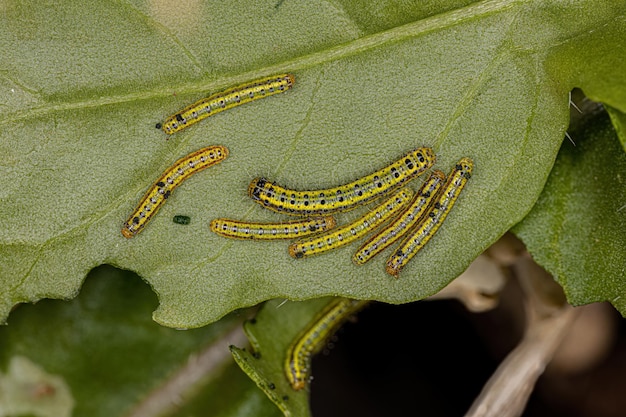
top-left (121, 72), bottom-right (473, 390)
top-left (215, 148), bottom-right (473, 277)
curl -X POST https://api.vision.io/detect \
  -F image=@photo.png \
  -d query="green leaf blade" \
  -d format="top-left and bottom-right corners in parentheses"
top-left (514, 109), bottom-right (626, 313)
top-left (1, 0), bottom-right (625, 327)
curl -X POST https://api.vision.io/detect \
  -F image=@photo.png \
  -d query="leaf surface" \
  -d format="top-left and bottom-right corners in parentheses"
top-left (1, 0), bottom-right (625, 327)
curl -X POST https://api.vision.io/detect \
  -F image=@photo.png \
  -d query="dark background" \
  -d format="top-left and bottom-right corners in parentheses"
top-left (311, 277), bottom-right (625, 417)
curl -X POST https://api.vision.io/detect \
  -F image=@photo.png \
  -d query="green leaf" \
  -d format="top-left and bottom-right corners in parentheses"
top-left (513, 108), bottom-right (626, 314)
top-left (175, 361), bottom-right (284, 417)
top-left (607, 106), bottom-right (626, 152)
top-left (0, 265), bottom-right (281, 417)
top-left (231, 297), bottom-right (360, 417)
top-left (1, 1), bottom-right (626, 328)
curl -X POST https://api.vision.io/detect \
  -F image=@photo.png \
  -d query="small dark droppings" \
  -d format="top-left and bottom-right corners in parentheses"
top-left (155, 123), bottom-right (162, 129)
top-left (173, 215), bottom-right (191, 225)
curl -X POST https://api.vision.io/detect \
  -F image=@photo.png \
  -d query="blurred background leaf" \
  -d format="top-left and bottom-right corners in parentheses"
top-left (0, 266), bottom-right (282, 417)
top-left (514, 105), bottom-right (626, 312)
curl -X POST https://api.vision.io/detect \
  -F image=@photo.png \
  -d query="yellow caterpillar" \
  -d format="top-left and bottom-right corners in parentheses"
top-left (122, 145), bottom-right (228, 238)
top-left (285, 298), bottom-right (369, 390)
top-left (157, 74), bottom-right (295, 134)
top-left (249, 147), bottom-right (435, 215)
top-left (210, 216), bottom-right (336, 240)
